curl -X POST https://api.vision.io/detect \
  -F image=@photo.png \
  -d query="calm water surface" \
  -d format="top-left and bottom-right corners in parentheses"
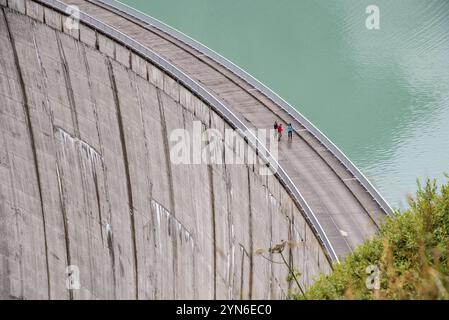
top-left (122, 0), bottom-right (449, 209)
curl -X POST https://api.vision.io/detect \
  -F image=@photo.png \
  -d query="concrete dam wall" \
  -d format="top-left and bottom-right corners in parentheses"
top-left (0, 0), bottom-right (331, 299)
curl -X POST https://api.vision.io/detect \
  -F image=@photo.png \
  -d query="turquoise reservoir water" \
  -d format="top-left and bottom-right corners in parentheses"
top-left (122, 0), bottom-right (449, 209)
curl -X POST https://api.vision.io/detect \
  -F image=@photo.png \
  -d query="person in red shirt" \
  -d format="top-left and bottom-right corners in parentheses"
top-left (277, 123), bottom-right (283, 141)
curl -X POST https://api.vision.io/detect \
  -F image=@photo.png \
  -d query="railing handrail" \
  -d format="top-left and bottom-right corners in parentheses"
top-left (97, 0), bottom-right (393, 215)
top-left (34, 0), bottom-right (340, 263)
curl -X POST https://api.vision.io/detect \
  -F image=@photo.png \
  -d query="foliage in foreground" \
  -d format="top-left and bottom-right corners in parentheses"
top-left (294, 178), bottom-right (449, 300)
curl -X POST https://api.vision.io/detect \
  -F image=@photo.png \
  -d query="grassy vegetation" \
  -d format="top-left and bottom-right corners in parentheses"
top-left (292, 177), bottom-right (449, 300)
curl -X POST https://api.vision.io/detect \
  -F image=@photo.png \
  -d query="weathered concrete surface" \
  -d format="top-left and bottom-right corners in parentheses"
top-left (0, 1), bottom-right (331, 299)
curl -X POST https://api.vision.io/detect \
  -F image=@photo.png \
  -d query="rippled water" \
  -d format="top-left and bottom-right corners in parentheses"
top-left (122, 0), bottom-right (449, 209)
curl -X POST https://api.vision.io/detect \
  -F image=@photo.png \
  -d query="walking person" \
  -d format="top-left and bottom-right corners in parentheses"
top-left (273, 121), bottom-right (278, 139)
top-left (287, 123), bottom-right (293, 141)
top-left (277, 123), bottom-right (283, 141)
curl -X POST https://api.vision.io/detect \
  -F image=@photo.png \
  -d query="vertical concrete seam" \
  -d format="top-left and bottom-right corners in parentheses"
top-left (55, 33), bottom-right (80, 137)
top-left (288, 214), bottom-right (294, 291)
top-left (92, 171), bottom-right (104, 243)
top-left (80, 45), bottom-right (110, 246)
top-left (80, 50), bottom-right (117, 294)
top-left (156, 89), bottom-right (176, 216)
top-left (268, 184), bottom-right (274, 298)
top-left (56, 30), bottom-right (96, 299)
top-left (57, 36), bottom-right (101, 297)
top-left (0, 121), bottom-right (23, 298)
top-left (132, 74), bottom-right (152, 211)
top-left (32, 20), bottom-right (81, 299)
top-left (156, 88), bottom-right (179, 299)
top-left (207, 164), bottom-right (217, 300)
top-left (106, 215), bottom-right (116, 296)
top-left (107, 59), bottom-right (139, 300)
top-left (55, 163), bottom-right (73, 300)
top-left (246, 167), bottom-right (254, 299)
top-left (32, 18), bottom-right (75, 299)
top-left (132, 74), bottom-right (153, 300)
top-left (239, 246), bottom-right (244, 300)
top-left (3, 7), bottom-right (51, 300)
top-left (223, 164), bottom-right (235, 299)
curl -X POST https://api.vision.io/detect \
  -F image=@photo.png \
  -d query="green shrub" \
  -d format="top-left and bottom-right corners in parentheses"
top-left (294, 177), bottom-right (449, 300)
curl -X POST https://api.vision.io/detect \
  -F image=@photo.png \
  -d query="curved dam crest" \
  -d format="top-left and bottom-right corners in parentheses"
top-left (0, 0), bottom-right (333, 299)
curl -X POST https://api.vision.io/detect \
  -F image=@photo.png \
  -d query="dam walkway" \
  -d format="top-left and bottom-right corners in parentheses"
top-left (41, 0), bottom-right (391, 261)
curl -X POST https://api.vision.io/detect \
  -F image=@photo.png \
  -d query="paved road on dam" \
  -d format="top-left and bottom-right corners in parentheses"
top-left (61, 0), bottom-right (388, 259)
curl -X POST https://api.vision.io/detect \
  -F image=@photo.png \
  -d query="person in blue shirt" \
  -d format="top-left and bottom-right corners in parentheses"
top-left (287, 123), bottom-right (293, 141)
